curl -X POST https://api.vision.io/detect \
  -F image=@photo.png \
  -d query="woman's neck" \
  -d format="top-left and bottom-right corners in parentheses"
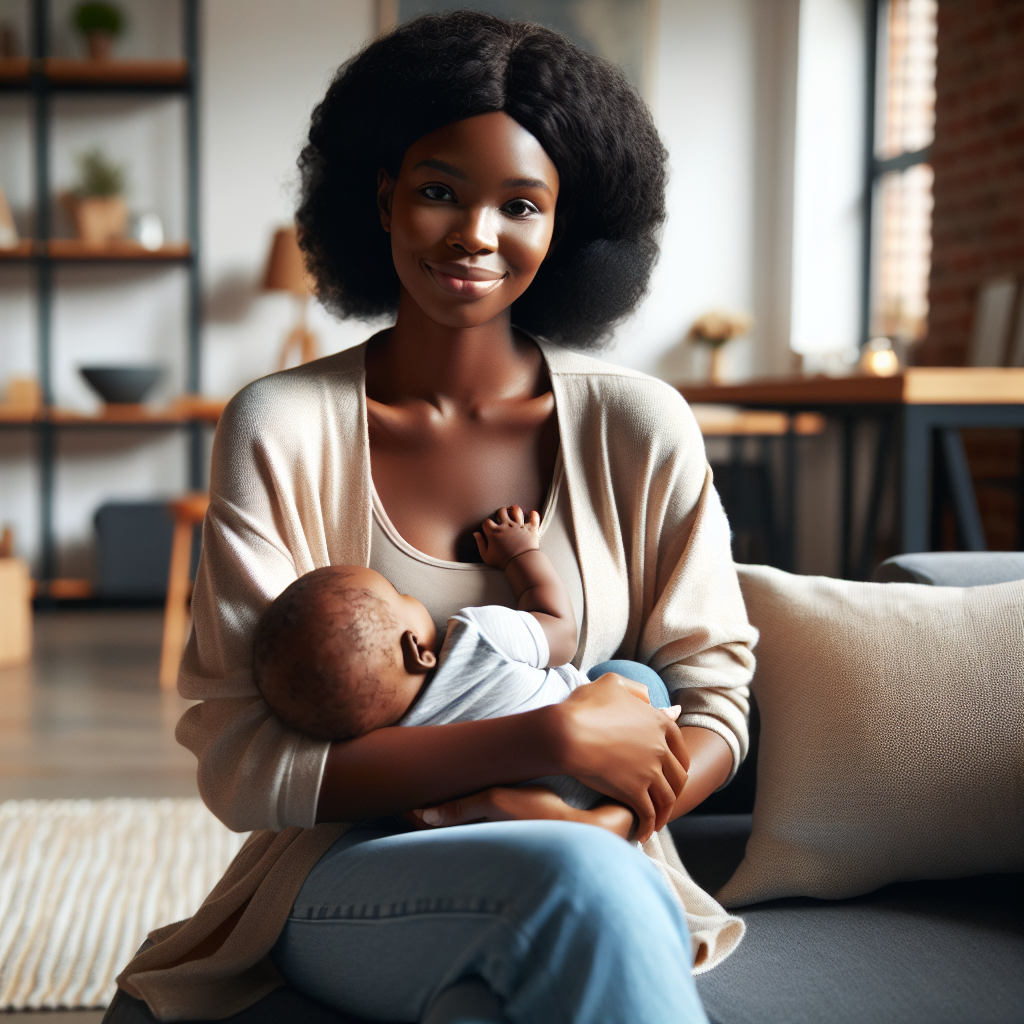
top-left (365, 288), bottom-right (546, 408)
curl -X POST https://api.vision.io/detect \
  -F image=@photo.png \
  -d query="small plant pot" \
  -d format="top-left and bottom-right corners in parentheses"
top-left (67, 195), bottom-right (128, 246)
top-left (86, 30), bottom-right (114, 60)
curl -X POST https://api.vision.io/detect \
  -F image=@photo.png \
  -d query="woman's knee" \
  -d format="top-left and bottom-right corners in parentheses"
top-left (504, 821), bottom-right (671, 922)
top-left (587, 660), bottom-right (671, 709)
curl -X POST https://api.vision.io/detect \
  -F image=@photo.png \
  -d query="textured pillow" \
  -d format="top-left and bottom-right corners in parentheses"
top-left (717, 565), bottom-right (1024, 908)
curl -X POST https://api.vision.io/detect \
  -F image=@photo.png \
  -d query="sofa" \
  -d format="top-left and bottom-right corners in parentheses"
top-left (105, 552), bottom-right (1024, 1024)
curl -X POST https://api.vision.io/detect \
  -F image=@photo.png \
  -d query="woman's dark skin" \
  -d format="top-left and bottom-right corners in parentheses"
top-left (315, 112), bottom-right (732, 843)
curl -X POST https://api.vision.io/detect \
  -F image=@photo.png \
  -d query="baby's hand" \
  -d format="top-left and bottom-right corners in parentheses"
top-left (474, 505), bottom-right (541, 570)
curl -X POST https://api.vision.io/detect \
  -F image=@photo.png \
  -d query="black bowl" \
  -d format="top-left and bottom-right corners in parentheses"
top-left (80, 366), bottom-right (162, 405)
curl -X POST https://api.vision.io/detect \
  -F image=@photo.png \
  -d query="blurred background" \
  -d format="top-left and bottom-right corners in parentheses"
top-left (0, 2), bottom-right (1020, 1015)
top-left (0, 0), bottom-right (1021, 596)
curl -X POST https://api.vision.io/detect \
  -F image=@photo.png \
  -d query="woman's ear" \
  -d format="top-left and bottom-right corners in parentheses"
top-left (377, 169), bottom-right (395, 233)
top-left (401, 631), bottom-right (437, 674)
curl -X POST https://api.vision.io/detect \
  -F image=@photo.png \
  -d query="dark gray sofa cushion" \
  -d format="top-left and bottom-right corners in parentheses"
top-left (872, 551), bottom-right (1024, 586)
top-left (103, 978), bottom-right (360, 1023)
top-left (670, 815), bottom-right (1024, 1024)
top-left (694, 873), bottom-right (1024, 1024)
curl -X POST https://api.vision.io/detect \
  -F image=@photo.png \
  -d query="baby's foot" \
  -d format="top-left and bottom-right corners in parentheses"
top-left (474, 505), bottom-right (541, 570)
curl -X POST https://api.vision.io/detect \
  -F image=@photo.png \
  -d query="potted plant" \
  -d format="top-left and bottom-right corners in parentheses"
top-left (688, 310), bottom-right (753, 385)
top-left (64, 148), bottom-right (128, 246)
top-left (72, 2), bottom-right (125, 61)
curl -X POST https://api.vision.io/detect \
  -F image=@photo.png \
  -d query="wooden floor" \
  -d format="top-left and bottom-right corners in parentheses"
top-left (1, 610), bottom-right (199, 1023)
top-left (0, 610), bottom-right (199, 801)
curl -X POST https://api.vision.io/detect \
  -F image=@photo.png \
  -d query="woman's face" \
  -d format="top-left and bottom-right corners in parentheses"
top-left (377, 111), bottom-right (560, 329)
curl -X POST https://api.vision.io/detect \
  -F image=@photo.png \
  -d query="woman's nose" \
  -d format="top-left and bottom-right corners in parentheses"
top-left (447, 207), bottom-right (498, 255)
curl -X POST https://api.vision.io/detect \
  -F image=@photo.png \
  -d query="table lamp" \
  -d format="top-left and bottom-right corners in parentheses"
top-left (263, 225), bottom-right (318, 369)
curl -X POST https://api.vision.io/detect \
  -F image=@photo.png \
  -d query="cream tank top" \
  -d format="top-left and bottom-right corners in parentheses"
top-left (369, 451), bottom-right (586, 644)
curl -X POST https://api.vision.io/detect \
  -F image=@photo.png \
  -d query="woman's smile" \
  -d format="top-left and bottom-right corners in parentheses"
top-left (423, 259), bottom-right (508, 297)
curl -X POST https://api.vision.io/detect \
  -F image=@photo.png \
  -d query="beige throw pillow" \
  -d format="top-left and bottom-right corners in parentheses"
top-left (717, 564), bottom-right (1024, 908)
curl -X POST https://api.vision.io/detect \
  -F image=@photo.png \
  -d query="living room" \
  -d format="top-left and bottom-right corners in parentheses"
top-left (0, 2), bottom-right (1021, 1022)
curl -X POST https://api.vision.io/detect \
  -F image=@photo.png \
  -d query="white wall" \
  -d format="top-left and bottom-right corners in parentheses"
top-left (200, 0), bottom-right (374, 399)
top-left (610, 0), bottom-right (758, 380)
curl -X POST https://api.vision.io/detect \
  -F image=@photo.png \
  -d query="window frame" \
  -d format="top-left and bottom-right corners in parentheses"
top-left (860, 0), bottom-right (935, 349)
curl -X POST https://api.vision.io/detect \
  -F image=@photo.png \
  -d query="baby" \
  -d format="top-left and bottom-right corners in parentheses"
top-left (254, 506), bottom-right (675, 810)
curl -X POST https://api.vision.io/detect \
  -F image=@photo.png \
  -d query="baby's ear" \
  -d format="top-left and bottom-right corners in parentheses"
top-left (401, 631), bottom-right (436, 674)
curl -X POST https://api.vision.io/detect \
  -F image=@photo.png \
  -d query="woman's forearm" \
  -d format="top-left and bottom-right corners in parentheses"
top-left (669, 726), bottom-right (733, 820)
top-left (315, 709), bottom-right (562, 823)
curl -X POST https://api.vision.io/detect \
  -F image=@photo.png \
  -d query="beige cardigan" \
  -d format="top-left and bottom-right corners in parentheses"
top-left (117, 340), bottom-right (757, 1021)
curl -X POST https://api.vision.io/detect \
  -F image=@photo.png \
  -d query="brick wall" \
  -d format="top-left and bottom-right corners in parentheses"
top-left (922, 0), bottom-right (1024, 366)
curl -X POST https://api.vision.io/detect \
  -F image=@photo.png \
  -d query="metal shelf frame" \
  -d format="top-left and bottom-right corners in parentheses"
top-left (3, 0), bottom-right (204, 586)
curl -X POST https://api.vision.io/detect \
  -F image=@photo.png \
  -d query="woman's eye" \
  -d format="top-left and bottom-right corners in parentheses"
top-left (421, 184), bottom-right (457, 203)
top-left (503, 199), bottom-right (539, 218)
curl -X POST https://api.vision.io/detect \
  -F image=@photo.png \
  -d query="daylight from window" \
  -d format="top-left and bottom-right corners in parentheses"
top-left (870, 0), bottom-right (937, 345)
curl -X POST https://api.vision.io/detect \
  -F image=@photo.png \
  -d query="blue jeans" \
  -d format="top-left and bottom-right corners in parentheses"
top-left (272, 661), bottom-right (704, 1024)
top-left (587, 660), bottom-right (672, 708)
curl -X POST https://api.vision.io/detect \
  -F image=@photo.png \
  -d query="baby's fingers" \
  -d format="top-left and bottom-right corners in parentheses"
top-left (528, 510), bottom-right (541, 529)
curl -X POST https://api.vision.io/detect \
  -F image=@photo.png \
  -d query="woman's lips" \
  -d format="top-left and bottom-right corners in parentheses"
top-left (424, 262), bottom-right (507, 298)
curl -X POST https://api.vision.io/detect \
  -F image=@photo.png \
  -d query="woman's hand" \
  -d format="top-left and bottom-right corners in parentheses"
top-left (548, 673), bottom-right (690, 842)
top-left (407, 786), bottom-right (638, 841)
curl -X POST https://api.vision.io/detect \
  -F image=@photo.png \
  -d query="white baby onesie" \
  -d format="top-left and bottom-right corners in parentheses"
top-left (399, 605), bottom-right (600, 809)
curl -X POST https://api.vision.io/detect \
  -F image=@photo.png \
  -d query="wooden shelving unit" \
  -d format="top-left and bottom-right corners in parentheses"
top-left (0, 239), bottom-right (191, 260)
top-left (0, 0), bottom-right (204, 593)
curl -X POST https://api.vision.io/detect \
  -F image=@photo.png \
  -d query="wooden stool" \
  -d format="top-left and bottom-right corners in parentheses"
top-left (159, 493), bottom-right (210, 691)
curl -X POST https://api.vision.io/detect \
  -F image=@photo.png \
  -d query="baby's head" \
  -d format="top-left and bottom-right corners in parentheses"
top-left (253, 566), bottom-right (437, 741)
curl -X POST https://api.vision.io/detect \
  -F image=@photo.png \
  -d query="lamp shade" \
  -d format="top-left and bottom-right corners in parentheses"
top-left (262, 226), bottom-right (312, 296)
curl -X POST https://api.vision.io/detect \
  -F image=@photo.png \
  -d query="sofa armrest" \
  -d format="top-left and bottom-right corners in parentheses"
top-left (872, 552), bottom-right (1024, 587)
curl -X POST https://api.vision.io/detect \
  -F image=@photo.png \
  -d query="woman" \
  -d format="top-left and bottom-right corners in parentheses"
top-left (118, 12), bottom-right (756, 1024)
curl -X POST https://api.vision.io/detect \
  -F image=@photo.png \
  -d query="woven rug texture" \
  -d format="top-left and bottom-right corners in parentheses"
top-left (0, 798), bottom-right (249, 1010)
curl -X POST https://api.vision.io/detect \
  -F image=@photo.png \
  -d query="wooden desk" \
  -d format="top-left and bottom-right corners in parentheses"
top-left (687, 408), bottom-right (827, 571)
top-left (680, 370), bottom-right (1024, 576)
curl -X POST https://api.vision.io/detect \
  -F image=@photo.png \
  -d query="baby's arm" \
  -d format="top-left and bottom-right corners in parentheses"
top-left (474, 506), bottom-right (578, 666)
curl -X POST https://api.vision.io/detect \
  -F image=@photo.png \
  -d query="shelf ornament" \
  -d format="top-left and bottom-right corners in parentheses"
top-left (63, 147), bottom-right (128, 247)
top-left (72, 2), bottom-right (125, 61)
top-left (263, 226), bottom-right (319, 370)
top-left (688, 309), bottom-right (753, 386)
top-left (0, 183), bottom-right (18, 249)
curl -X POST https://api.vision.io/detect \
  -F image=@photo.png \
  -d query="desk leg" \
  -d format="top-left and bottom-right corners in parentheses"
top-left (782, 426), bottom-right (796, 572)
top-left (900, 407), bottom-right (931, 553)
top-left (857, 413), bottom-right (895, 579)
top-left (840, 416), bottom-right (855, 578)
top-left (938, 428), bottom-right (987, 551)
top-left (1018, 433), bottom-right (1024, 550)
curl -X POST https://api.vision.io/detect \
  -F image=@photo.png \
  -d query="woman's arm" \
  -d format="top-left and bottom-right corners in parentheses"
top-left (411, 724), bottom-right (731, 841)
top-left (317, 673), bottom-right (690, 840)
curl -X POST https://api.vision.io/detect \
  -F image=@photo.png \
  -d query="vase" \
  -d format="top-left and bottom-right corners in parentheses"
top-left (86, 31), bottom-right (114, 60)
top-left (66, 195), bottom-right (129, 246)
top-left (709, 343), bottom-right (728, 385)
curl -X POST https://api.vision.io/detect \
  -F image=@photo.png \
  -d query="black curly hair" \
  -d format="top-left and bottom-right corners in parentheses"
top-left (296, 10), bottom-right (668, 349)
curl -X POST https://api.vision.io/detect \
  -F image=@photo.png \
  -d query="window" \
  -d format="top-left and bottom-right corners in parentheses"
top-left (867, 0), bottom-right (937, 350)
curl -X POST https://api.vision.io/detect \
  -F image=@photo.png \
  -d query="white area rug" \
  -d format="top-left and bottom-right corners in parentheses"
top-left (0, 798), bottom-right (249, 1010)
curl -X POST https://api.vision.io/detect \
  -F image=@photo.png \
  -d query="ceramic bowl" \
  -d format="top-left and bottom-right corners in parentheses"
top-left (80, 366), bottom-right (162, 405)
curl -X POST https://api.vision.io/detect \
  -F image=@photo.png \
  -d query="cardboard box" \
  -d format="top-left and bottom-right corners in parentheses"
top-left (0, 558), bottom-right (32, 667)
